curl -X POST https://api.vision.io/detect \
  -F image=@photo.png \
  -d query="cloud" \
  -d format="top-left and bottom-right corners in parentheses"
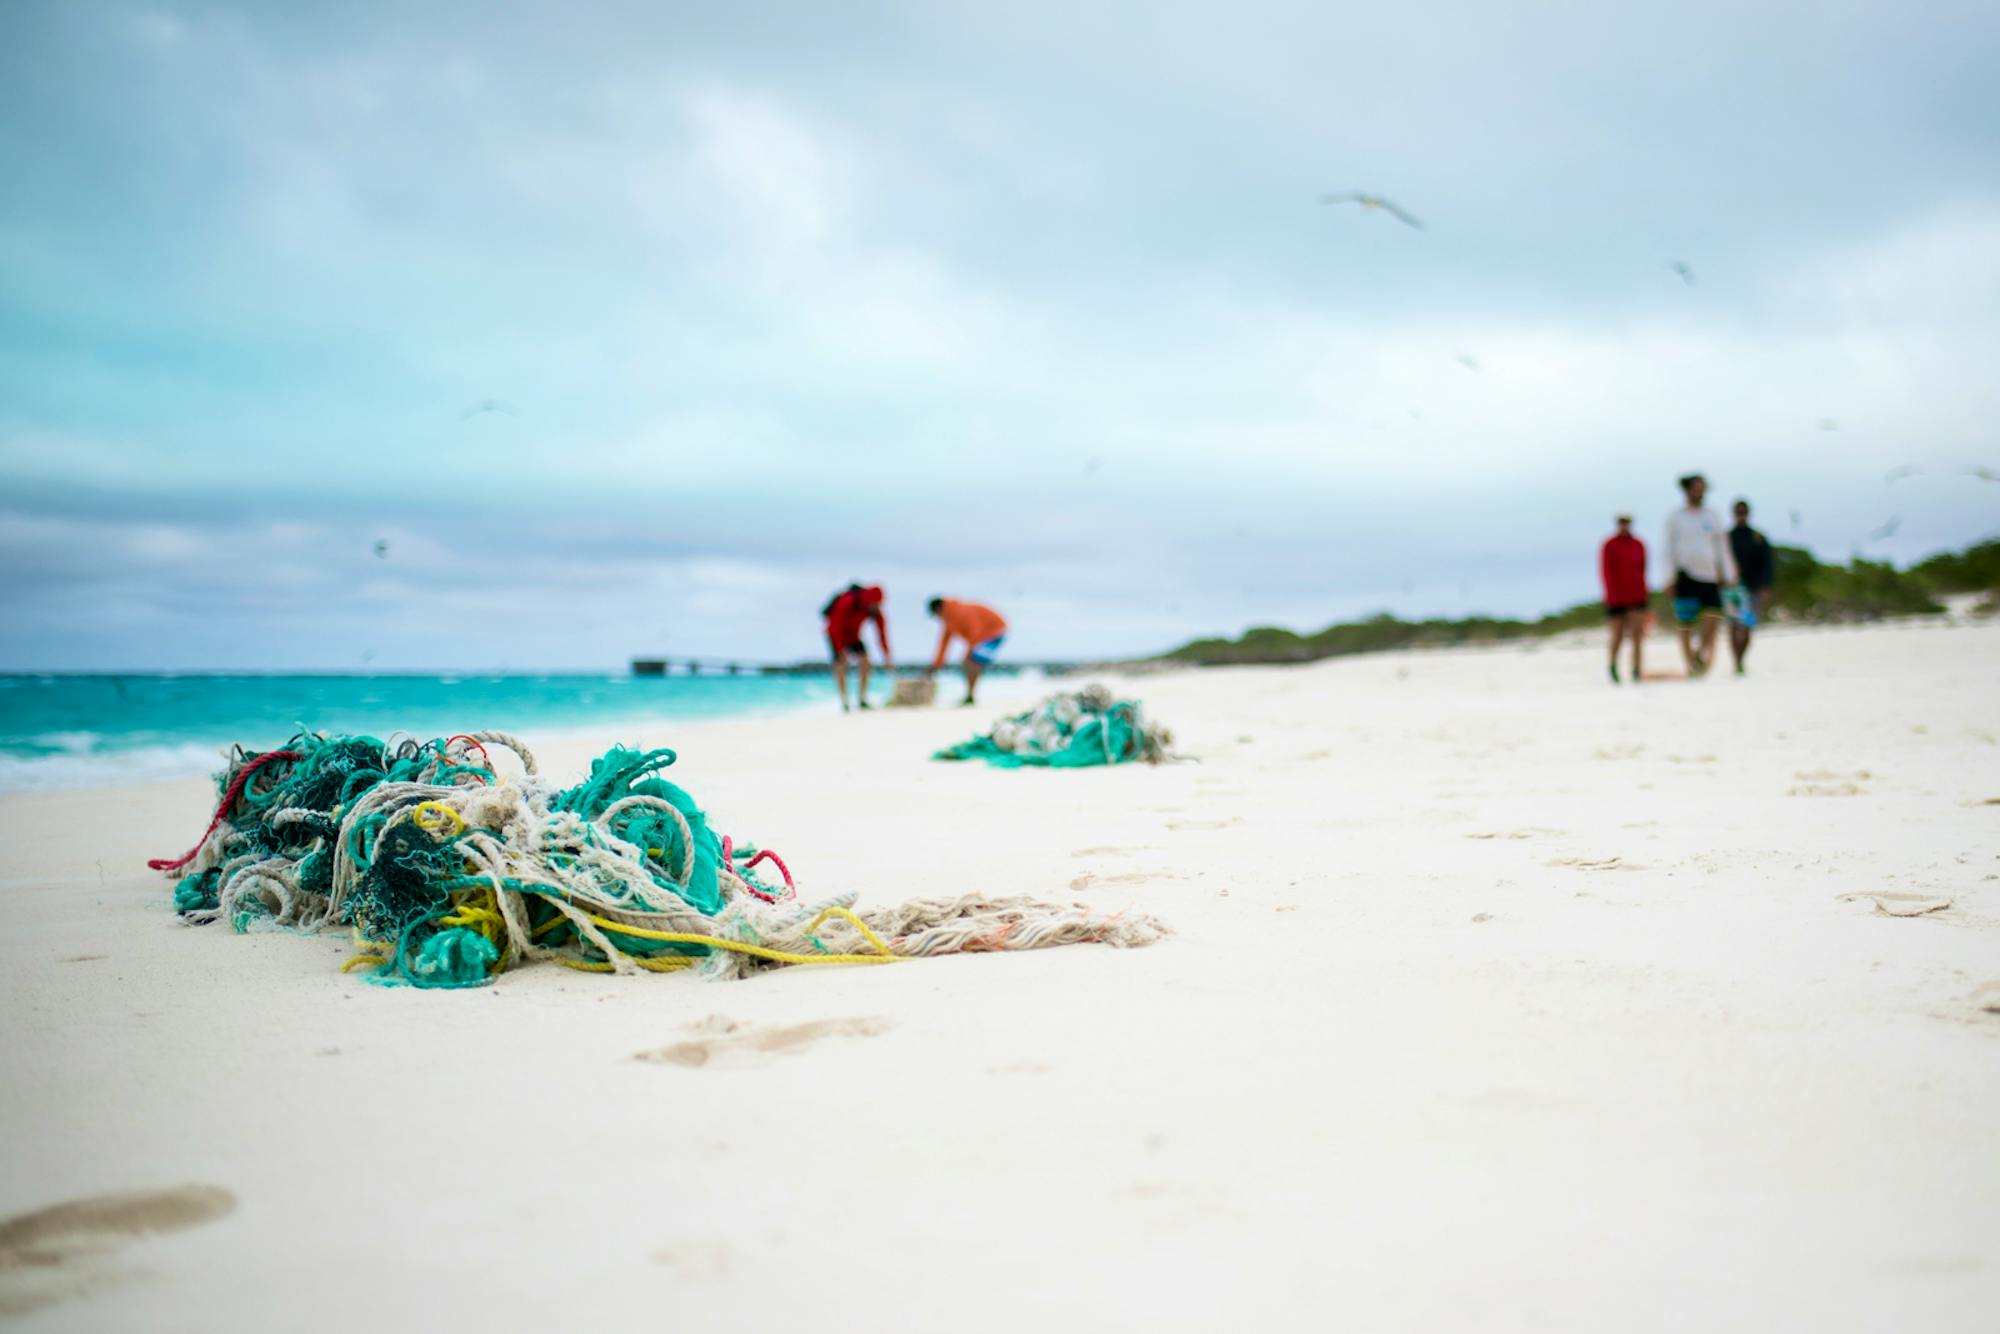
top-left (1, 1), bottom-right (1997, 668)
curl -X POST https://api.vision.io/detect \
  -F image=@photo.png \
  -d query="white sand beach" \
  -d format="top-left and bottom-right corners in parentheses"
top-left (2, 619), bottom-right (1997, 1332)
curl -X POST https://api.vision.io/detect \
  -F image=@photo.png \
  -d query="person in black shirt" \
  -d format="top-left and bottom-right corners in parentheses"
top-left (1728, 499), bottom-right (1775, 674)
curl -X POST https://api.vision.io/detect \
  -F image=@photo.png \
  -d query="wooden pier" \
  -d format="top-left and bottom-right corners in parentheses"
top-left (630, 657), bottom-right (1086, 678)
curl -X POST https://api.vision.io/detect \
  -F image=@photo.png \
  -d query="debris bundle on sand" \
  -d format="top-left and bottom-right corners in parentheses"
top-left (934, 686), bottom-right (1174, 768)
top-left (152, 731), bottom-right (1168, 988)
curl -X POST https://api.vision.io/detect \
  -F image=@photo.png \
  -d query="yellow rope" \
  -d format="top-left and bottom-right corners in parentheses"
top-left (578, 904), bottom-right (902, 967)
top-left (410, 801), bottom-right (466, 838)
top-left (559, 955), bottom-right (698, 973)
top-left (342, 894), bottom-right (898, 978)
top-left (436, 888), bottom-right (513, 970)
top-left (341, 921), bottom-right (391, 974)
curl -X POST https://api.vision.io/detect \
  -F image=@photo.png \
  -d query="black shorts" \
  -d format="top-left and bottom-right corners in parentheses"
top-left (1604, 601), bottom-right (1648, 618)
top-left (1672, 572), bottom-right (1722, 624)
top-left (828, 637), bottom-right (866, 660)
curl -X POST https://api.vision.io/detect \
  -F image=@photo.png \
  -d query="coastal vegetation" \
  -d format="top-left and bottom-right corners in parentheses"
top-left (1162, 539), bottom-right (1999, 666)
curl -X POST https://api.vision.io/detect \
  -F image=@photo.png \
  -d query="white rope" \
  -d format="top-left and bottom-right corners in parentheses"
top-left (165, 733), bottom-right (1170, 981)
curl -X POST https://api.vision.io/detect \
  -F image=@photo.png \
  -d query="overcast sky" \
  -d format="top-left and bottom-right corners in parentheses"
top-left (3, 0), bottom-right (1996, 670)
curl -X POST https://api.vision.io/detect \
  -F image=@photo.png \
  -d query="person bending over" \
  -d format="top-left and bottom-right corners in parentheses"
top-left (1599, 513), bottom-right (1648, 684)
top-left (1727, 498), bottom-right (1775, 675)
top-left (823, 583), bottom-right (892, 711)
top-left (927, 597), bottom-right (1007, 706)
top-left (1664, 473), bottom-right (1739, 677)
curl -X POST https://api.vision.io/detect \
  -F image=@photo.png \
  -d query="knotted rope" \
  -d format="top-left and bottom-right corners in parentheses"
top-left (152, 729), bottom-right (1168, 987)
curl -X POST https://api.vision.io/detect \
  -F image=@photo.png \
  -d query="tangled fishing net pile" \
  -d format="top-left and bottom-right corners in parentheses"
top-left (934, 685), bottom-right (1174, 768)
top-left (151, 731), bottom-right (1167, 988)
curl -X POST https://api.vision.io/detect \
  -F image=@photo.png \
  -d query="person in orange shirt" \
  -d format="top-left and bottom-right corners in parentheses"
top-left (926, 597), bottom-right (1007, 706)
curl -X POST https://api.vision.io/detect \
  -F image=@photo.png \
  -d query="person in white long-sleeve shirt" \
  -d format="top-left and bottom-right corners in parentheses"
top-left (1664, 472), bottom-right (1739, 676)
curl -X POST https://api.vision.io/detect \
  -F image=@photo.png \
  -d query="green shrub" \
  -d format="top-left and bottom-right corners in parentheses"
top-left (1160, 535), bottom-right (1992, 665)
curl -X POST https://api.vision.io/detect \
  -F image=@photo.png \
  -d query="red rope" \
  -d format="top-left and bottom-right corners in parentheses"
top-left (742, 849), bottom-right (796, 900)
top-left (715, 833), bottom-right (786, 901)
top-left (444, 734), bottom-right (492, 770)
top-left (146, 749), bottom-right (301, 873)
top-left (719, 836), bottom-right (795, 903)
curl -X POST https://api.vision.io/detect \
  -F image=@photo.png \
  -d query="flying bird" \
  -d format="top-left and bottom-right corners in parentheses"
top-left (459, 398), bottom-right (517, 421)
top-left (373, 539), bottom-right (389, 558)
top-left (1884, 465), bottom-right (1923, 484)
top-left (1865, 516), bottom-right (1901, 543)
top-left (1817, 418), bottom-right (1839, 431)
top-left (1319, 192), bottom-right (1423, 229)
top-left (1671, 261), bottom-right (1695, 287)
top-left (1789, 509), bottom-right (1803, 530)
top-left (1455, 352), bottom-right (1481, 371)
top-left (1964, 466), bottom-right (2000, 483)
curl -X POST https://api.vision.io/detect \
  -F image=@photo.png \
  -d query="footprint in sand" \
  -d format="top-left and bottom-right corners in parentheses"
top-left (1074, 870), bottom-right (1165, 890)
top-left (987, 1060), bottom-right (1051, 1075)
top-left (651, 1239), bottom-right (737, 1280)
top-left (634, 1015), bottom-right (889, 1070)
top-left (1167, 818), bottom-right (1239, 832)
top-left (1836, 891), bottom-right (1952, 918)
top-left (1466, 828), bottom-right (1559, 841)
top-left (0, 1184), bottom-right (235, 1317)
top-left (1071, 846), bottom-right (1140, 857)
top-left (1791, 769), bottom-right (1873, 797)
top-left (1549, 856), bottom-right (1637, 871)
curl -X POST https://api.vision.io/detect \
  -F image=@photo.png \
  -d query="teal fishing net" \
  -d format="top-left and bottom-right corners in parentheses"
top-left (934, 686), bottom-right (1173, 768)
top-left (150, 731), bottom-right (788, 988)
top-left (150, 727), bottom-right (1172, 989)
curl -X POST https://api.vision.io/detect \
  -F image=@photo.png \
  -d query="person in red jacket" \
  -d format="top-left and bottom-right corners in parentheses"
top-left (822, 583), bottom-right (892, 711)
top-left (1600, 514), bottom-right (1648, 684)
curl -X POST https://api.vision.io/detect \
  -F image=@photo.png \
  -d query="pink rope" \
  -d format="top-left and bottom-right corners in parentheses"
top-left (713, 835), bottom-right (800, 904)
top-left (719, 835), bottom-right (785, 903)
top-left (743, 848), bottom-right (796, 901)
top-left (147, 749), bottom-right (300, 872)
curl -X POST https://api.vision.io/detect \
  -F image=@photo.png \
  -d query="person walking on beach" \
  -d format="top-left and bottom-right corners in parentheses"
top-left (1664, 473), bottom-right (1739, 677)
top-left (823, 583), bottom-right (892, 711)
top-left (1727, 498), bottom-right (1776, 675)
top-left (1600, 513), bottom-right (1648, 684)
top-left (927, 597), bottom-right (1008, 707)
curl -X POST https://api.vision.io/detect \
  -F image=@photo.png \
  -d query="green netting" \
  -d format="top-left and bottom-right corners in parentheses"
top-left (152, 726), bottom-right (1173, 989)
top-left (153, 730), bottom-right (785, 988)
top-left (934, 686), bottom-right (1173, 768)
top-left (549, 745), bottom-right (725, 916)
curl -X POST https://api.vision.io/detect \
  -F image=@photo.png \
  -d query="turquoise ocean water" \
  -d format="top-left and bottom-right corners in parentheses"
top-left (0, 673), bottom-right (842, 793)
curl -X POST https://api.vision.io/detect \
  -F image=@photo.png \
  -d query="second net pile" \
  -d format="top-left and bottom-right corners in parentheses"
top-left (933, 685), bottom-right (1173, 768)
